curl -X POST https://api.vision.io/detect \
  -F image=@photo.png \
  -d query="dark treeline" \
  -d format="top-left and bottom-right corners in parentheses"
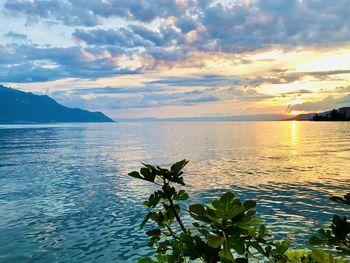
top-left (313, 109), bottom-right (350, 121)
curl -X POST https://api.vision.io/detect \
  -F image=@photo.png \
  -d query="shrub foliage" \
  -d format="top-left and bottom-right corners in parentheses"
top-left (129, 160), bottom-right (347, 263)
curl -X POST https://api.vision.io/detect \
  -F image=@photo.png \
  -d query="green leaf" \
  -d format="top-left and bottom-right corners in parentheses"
top-left (140, 167), bottom-right (156, 182)
top-left (173, 190), bottom-right (189, 201)
top-left (309, 235), bottom-right (322, 245)
top-left (146, 193), bottom-right (161, 208)
top-left (189, 204), bottom-right (206, 215)
top-left (157, 240), bottom-right (171, 253)
top-left (235, 258), bottom-right (248, 263)
top-left (330, 193), bottom-right (350, 206)
top-left (142, 163), bottom-right (156, 171)
top-left (243, 200), bottom-right (256, 209)
top-left (128, 171), bottom-right (142, 179)
top-left (170, 159), bottom-right (189, 174)
top-left (138, 257), bottom-right (158, 263)
top-left (179, 234), bottom-right (204, 260)
top-left (148, 235), bottom-right (160, 247)
top-left (189, 204), bottom-right (210, 222)
top-left (129, 169), bottom-right (155, 183)
top-left (156, 253), bottom-right (170, 263)
top-left (207, 234), bottom-right (225, 248)
top-left (140, 167), bottom-right (151, 177)
top-left (219, 192), bottom-right (235, 209)
top-left (311, 248), bottom-right (338, 263)
top-left (274, 239), bottom-right (291, 255)
top-left (198, 229), bottom-right (210, 237)
top-left (331, 215), bottom-right (350, 240)
top-left (250, 241), bottom-right (265, 255)
top-left (141, 212), bottom-right (154, 229)
top-left (218, 241), bottom-right (234, 262)
top-left (258, 225), bottom-right (267, 238)
top-left (228, 237), bottom-right (245, 255)
top-left (146, 229), bottom-right (161, 236)
top-left (225, 206), bottom-right (246, 220)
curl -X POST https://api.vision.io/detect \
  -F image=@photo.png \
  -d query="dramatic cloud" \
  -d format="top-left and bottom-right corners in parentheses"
top-left (73, 28), bottom-right (152, 48)
top-left (287, 94), bottom-right (350, 112)
top-left (0, 44), bottom-right (139, 82)
top-left (1, 0), bottom-right (350, 117)
top-left (3, 1), bottom-right (350, 77)
top-left (4, 0), bottom-right (202, 26)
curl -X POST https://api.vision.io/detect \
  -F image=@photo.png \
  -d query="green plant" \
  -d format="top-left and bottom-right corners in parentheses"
top-left (128, 160), bottom-right (294, 262)
top-left (284, 249), bottom-right (343, 263)
top-left (309, 193), bottom-right (350, 256)
top-left (129, 160), bottom-right (344, 262)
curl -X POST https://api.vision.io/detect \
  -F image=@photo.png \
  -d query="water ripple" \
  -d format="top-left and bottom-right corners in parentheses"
top-left (0, 122), bottom-right (349, 262)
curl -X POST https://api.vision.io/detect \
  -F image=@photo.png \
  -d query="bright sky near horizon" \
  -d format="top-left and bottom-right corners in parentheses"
top-left (1, 0), bottom-right (350, 118)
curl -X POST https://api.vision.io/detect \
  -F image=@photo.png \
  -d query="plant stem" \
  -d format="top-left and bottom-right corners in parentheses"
top-left (163, 180), bottom-right (188, 234)
top-left (166, 225), bottom-right (177, 239)
top-left (167, 192), bottom-right (188, 233)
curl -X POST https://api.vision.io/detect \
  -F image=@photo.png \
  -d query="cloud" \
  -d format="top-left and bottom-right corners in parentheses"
top-left (199, 1), bottom-right (350, 53)
top-left (246, 68), bottom-right (350, 88)
top-left (51, 82), bottom-right (273, 111)
top-left (4, 0), bottom-right (200, 26)
top-left (73, 24), bottom-right (185, 49)
top-left (284, 89), bottom-right (313, 95)
top-left (0, 45), bottom-right (22, 64)
top-left (175, 15), bottom-right (198, 33)
top-left (147, 75), bottom-right (240, 87)
top-left (6, 0), bottom-right (350, 55)
top-left (4, 0), bottom-right (99, 26)
top-left (73, 28), bottom-right (152, 48)
top-left (287, 94), bottom-right (350, 112)
top-left (0, 44), bottom-right (139, 82)
top-left (335, 86), bottom-right (350, 93)
top-left (3, 31), bottom-right (28, 41)
top-left (2, 0), bottom-right (350, 83)
top-left (62, 86), bottom-right (166, 95)
top-left (2, 0), bottom-right (350, 120)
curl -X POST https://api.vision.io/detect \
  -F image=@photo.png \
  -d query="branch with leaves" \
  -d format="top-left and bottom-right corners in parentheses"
top-left (128, 160), bottom-right (295, 262)
top-left (128, 160), bottom-right (345, 263)
top-left (310, 193), bottom-right (350, 256)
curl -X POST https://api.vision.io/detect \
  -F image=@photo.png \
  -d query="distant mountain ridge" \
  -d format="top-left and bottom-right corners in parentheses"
top-left (0, 85), bottom-right (113, 123)
top-left (114, 114), bottom-right (289, 122)
top-left (284, 112), bottom-right (322, 121)
top-left (284, 109), bottom-right (349, 121)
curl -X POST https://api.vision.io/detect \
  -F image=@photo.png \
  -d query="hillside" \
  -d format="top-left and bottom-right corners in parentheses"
top-left (0, 85), bottom-right (113, 123)
top-left (283, 109), bottom-right (350, 121)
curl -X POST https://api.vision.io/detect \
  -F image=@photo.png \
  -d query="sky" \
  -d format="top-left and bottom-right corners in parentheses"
top-left (1, 0), bottom-right (350, 119)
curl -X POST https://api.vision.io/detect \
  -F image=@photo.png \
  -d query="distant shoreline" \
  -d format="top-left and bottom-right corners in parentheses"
top-left (0, 121), bottom-right (115, 125)
top-left (1, 119), bottom-right (350, 125)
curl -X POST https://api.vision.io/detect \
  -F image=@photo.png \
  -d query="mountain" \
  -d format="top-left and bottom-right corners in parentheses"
top-left (284, 110), bottom-right (331, 121)
top-left (115, 114), bottom-right (289, 122)
top-left (0, 85), bottom-right (113, 123)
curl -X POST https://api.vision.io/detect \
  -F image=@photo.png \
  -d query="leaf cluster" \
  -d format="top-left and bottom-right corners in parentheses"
top-left (128, 160), bottom-right (295, 262)
top-left (128, 160), bottom-right (346, 262)
top-left (309, 193), bottom-right (350, 256)
top-left (188, 192), bottom-right (294, 262)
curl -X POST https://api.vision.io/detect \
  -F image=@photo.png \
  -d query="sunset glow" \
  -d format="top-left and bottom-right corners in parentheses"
top-left (1, 0), bottom-right (350, 119)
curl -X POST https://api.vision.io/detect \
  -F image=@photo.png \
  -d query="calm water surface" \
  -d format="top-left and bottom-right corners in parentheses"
top-left (0, 122), bottom-right (349, 262)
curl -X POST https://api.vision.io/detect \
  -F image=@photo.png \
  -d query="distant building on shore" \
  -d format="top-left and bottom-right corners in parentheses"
top-left (339, 107), bottom-right (350, 118)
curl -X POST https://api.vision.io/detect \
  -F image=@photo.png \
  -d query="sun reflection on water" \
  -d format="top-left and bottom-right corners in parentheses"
top-left (290, 120), bottom-right (299, 154)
